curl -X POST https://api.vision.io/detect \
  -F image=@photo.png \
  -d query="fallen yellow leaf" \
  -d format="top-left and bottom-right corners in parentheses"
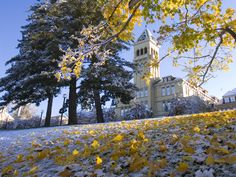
top-left (72, 149), bottom-right (79, 156)
top-left (176, 162), bottom-right (188, 173)
top-left (96, 156), bottom-right (103, 165)
top-left (91, 140), bottom-right (100, 148)
top-left (113, 134), bottom-right (123, 142)
top-left (206, 155), bottom-right (214, 165)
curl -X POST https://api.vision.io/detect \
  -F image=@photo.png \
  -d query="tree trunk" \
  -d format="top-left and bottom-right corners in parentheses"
top-left (68, 76), bottom-right (78, 125)
top-left (45, 94), bottom-right (53, 127)
top-left (94, 89), bottom-right (104, 123)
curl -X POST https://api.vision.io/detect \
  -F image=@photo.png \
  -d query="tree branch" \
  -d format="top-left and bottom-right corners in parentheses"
top-left (199, 32), bottom-right (225, 86)
top-left (216, 27), bottom-right (236, 42)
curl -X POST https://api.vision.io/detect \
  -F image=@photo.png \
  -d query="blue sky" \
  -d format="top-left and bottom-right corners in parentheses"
top-left (0, 0), bottom-right (236, 116)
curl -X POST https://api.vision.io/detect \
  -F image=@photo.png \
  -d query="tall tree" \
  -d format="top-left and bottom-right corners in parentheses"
top-left (53, 0), bottom-right (112, 123)
top-left (0, 1), bottom-right (63, 127)
top-left (78, 41), bottom-right (135, 123)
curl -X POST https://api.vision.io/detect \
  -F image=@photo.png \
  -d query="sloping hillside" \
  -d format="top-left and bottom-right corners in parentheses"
top-left (0, 110), bottom-right (236, 176)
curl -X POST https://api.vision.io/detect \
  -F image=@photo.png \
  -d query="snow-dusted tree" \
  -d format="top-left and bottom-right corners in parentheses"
top-left (1, 0), bottom-right (104, 126)
top-left (51, 0), bottom-right (110, 124)
top-left (78, 41), bottom-right (135, 123)
top-left (122, 103), bottom-right (152, 120)
top-left (0, 1), bottom-right (64, 127)
top-left (169, 96), bottom-right (214, 116)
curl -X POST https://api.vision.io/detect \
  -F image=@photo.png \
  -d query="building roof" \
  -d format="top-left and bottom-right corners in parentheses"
top-left (137, 29), bottom-right (156, 42)
top-left (223, 88), bottom-right (236, 97)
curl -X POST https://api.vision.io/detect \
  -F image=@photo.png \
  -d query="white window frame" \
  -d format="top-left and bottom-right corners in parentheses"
top-left (171, 85), bottom-right (175, 95)
top-left (140, 89), bottom-right (144, 97)
top-left (224, 97), bottom-right (230, 103)
top-left (145, 88), bottom-right (148, 97)
top-left (230, 96), bottom-right (235, 102)
top-left (161, 87), bottom-right (166, 96)
top-left (166, 86), bottom-right (171, 96)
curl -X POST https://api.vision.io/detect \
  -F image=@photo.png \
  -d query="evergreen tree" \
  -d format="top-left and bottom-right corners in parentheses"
top-left (0, 1), bottom-right (63, 127)
top-left (78, 41), bottom-right (135, 123)
top-left (53, 0), bottom-right (104, 124)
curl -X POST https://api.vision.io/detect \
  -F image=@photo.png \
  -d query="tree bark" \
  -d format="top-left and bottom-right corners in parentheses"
top-left (68, 76), bottom-right (78, 125)
top-left (45, 94), bottom-right (53, 127)
top-left (93, 89), bottom-right (104, 123)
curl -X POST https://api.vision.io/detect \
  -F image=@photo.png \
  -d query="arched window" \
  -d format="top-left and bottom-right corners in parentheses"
top-left (141, 48), bottom-right (144, 55)
top-left (144, 47), bottom-right (147, 54)
top-left (151, 48), bottom-right (153, 55)
top-left (136, 49), bottom-right (139, 56)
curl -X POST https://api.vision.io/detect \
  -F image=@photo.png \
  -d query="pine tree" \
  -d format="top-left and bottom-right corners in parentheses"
top-left (78, 41), bottom-right (135, 123)
top-left (0, 1), bottom-right (63, 127)
top-left (53, 0), bottom-right (105, 124)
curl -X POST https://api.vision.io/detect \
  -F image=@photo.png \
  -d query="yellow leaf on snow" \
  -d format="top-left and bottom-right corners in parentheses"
top-left (176, 162), bottom-right (188, 173)
top-left (96, 156), bottom-right (103, 165)
top-left (159, 144), bottom-right (167, 152)
top-left (206, 155), bottom-right (215, 165)
top-left (183, 147), bottom-right (195, 154)
top-left (2, 165), bottom-right (13, 175)
top-left (13, 169), bottom-right (19, 176)
top-left (59, 169), bottom-right (73, 177)
top-left (225, 155), bottom-right (236, 164)
top-left (158, 158), bottom-right (167, 169)
top-left (72, 149), bottom-right (79, 156)
top-left (89, 130), bottom-right (96, 136)
top-left (193, 126), bottom-right (201, 133)
top-left (180, 135), bottom-right (191, 146)
top-left (63, 139), bottom-right (70, 146)
top-left (15, 154), bottom-right (24, 163)
top-left (29, 166), bottom-right (39, 175)
top-left (113, 134), bottom-right (124, 142)
top-left (91, 140), bottom-right (100, 148)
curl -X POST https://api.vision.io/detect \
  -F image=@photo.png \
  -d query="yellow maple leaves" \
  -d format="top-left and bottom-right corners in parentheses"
top-left (193, 126), bottom-right (201, 133)
top-left (113, 134), bottom-right (124, 142)
top-left (176, 162), bottom-right (188, 173)
top-left (72, 149), bottom-right (79, 156)
top-left (2, 109), bottom-right (236, 176)
top-left (91, 140), bottom-right (100, 148)
top-left (96, 156), bottom-right (103, 165)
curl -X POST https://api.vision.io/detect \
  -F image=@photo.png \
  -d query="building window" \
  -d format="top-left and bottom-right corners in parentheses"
top-left (121, 109), bottom-right (124, 116)
top-left (145, 88), bottom-right (148, 97)
top-left (166, 86), bottom-right (170, 96)
top-left (162, 102), bottom-right (166, 111)
top-left (136, 50), bottom-right (139, 56)
top-left (141, 48), bottom-right (144, 55)
top-left (224, 97), bottom-right (230, 103)
top-left (144, 47), bottom-right (147, 54)
top-left (161, 87), bottom-right (166, 96)
top-left (230, 96), bottom-right (235, 102)
top-left (162, 101), bottom-right (170, 112)
top-left (140, 90), bottom-right (144, 97)
top-left (171, 85), bottom-right (175, 95)
top-left (136, 91), bottom-right (139, 98)
top-left (138, 90), bottom-right (141, 98)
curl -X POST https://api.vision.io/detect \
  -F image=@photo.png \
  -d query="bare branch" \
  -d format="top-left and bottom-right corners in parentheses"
top-left (199, 32), bottom-right (225, 86)
top-left (177, 54), bottom-right (211, 60)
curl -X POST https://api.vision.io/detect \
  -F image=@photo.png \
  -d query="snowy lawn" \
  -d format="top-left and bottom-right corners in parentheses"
top-left (0, 110), bottom-right (236, 177)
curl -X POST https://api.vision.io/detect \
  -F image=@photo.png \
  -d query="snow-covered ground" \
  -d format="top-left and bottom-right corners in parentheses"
top-left (0, 110), bottom-right (236, 176)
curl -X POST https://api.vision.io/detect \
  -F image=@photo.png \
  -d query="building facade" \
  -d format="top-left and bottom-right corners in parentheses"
top-left (117, 29), bottom-right (218, 117)
top-left (216, 88), bottom-right (236, 110)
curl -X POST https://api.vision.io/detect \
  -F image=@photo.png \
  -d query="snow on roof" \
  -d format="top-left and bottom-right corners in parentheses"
top-left (223, 88), bottom-right (236, 97)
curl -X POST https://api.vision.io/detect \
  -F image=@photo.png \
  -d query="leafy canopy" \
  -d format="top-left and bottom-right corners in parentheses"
top-left (58, 0), bottom-right (236, 85)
